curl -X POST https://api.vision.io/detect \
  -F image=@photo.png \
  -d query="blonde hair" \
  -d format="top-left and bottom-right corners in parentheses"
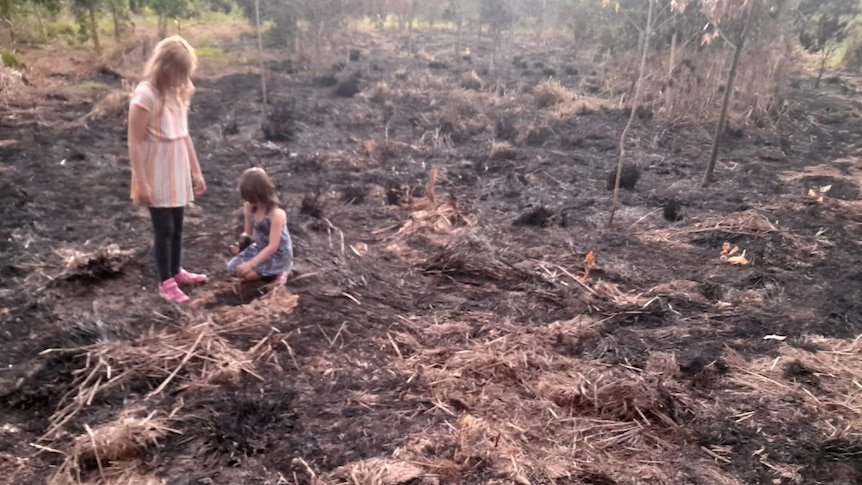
top-left (142, 35), bottom-right (197, 106)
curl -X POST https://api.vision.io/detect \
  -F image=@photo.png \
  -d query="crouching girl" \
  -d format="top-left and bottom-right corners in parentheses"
top-left (228, 168), bottom-right (293, 283)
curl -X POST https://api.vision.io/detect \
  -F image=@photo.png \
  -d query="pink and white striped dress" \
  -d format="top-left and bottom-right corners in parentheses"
top-left (129, 81), bottom-right (193, 208)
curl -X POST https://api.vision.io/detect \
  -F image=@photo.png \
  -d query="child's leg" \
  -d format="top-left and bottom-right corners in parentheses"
top-left (169, 207), bottom-right (184, 277)
top-left (227, 245), bottom-right (261, 277)
top-left (227, 256), bottom-right (241, 275)
top-left (239, 270), bottom-right (263, 281)
top-left (149, 208), bottom-right (174, 282)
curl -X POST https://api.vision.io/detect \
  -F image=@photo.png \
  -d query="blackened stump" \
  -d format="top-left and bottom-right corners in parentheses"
top-left (606, 163), bottom-right (641, 191)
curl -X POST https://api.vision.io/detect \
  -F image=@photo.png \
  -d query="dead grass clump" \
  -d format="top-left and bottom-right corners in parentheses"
top-left (449, 88), bottom-right (481, 117)
top-left (419, 128), bottom-right (453, 149)
top-left (490, 141), bottom-right (518, 160)
top-left (77, 412), bottom-right (171, 464)
top-left (51, 466), bottom-right (164, 485)
top-left (494, 116), bottom-right (518, 142)
top-left (262, 99), bottom-right (298, 142)
top-left (58, 244), bottom-right (135, 281)
top-left (520, 124), bottom-right (554, 146)
top-left (0, 65), bottom-right (24, 105)
top-left (211, 286), bottom-right (299, 326)
top-left (389, 194), bottom-right (476, 242)
top-left (40, 295), bottom-right (296, 440)
top-left (460, 70), bottom-right (484, 91)
top-left (424, 233), bottom-right (529, 282)
top-left (638, 209), bottom-right (794, 249)
top-left (536, 364), bottom-right (679, 425)
top-left (533, 79), bottom-right (572, 108)
top-left (53, 409), bottom-right (175, 484)
top-left (325, 457), bottom-right (426, 485)
top-left (726, 335), bottom-right (862, 424)
top-left (368, 81), bottom-right (390, 103)
top-left (86, 88), bottom-right (131, 121)
top-left (299, 191), bottom-right (326, 219)
top-left (551, 97), bottom-right (612, 120)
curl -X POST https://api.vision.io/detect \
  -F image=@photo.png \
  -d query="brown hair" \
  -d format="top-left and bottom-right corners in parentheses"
top-left (239, 167), bottom-right (280, 212)
top-left (142, 35), bottom-right (197, 107)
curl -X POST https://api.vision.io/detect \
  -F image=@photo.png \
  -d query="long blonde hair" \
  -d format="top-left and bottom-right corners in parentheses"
top-left (142, 35), bottom-right (197, 107)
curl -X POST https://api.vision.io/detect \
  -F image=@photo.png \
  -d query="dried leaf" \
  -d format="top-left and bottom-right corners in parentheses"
top-left (584, 251), bottom-right (596, 280)
top-left (426, 167), bottom-right (439, 202)
top-left (363, 139), bottom-right (376, 157)
top-left (820, 185), bottom-right (832, 193)
top-left (726, 250), bottom-right (748, 265)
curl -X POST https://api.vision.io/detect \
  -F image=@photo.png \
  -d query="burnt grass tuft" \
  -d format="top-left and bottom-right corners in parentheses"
top-left (262, 100), bottom-right (298, 142)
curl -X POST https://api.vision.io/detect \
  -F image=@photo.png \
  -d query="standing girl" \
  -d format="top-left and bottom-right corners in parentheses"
top-left (228, 168), bottom-right (293, 283)
top-left (128, 35), bottom-right (207, 303)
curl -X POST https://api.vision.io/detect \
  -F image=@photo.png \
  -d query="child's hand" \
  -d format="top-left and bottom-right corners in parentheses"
top-left (193, 173), bottom-right (207, 196)
top-left (229, 243), bottom-right (240, 256)
top-left (237, 262), bottom-right (253, 277)
top-left (135, 180), bottom-right (154, 206)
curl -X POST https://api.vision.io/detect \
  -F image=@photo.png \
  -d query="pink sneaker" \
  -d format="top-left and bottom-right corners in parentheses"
top-left (175, 268), bottom-right (207, 285)
top-left (159, 278), bottom-right (189, 304)
top-left (274, 273), bottom-right (287, 286)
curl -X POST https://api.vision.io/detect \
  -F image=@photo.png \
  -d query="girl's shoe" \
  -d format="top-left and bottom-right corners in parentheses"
top-left (175, 268), bottom-right (208, 285)
top-left (274, 272), bottom-right (287, 286)
top-left (159, 278), bottom-right (189, 304)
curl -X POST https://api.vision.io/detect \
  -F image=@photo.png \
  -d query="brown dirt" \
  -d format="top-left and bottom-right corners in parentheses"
top-left (1, 28), bottom-right (862, 485)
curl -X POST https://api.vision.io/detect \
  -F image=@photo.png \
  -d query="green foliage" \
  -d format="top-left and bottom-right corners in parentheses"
top-left (148, 0), bottom-right (194, 20)
top-left (0, 49), bottom-right (18, 68)
top-left (195, 46), bottom-right (224, 56)
top-left (840, 19), bottom-right (862, 68)
top-left (46, 21), bottom-right (77, 38)
top-left (797, 0), bottom-right (858, 54)
top-left (79, 81), bottom-right (107, 90)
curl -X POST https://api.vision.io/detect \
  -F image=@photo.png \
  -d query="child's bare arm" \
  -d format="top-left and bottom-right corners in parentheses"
top-left (243, 202), bottom-right (253, 237)
top-left (230, 203), bottom-right (254, 255)
top-left (185, 136), bottom-right (206, 195)
top-left (127, 105), bottom-right (152, 204)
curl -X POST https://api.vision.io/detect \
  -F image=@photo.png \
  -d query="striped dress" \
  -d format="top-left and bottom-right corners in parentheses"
top-left (129, 81), bottom-right (193, 208)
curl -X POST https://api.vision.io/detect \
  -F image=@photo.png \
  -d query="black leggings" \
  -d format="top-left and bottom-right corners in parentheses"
top-left (149, 207), bottom-right (184, 283)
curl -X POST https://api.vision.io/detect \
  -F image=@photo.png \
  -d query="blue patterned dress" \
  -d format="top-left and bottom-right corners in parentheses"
top-left (228, 213), bottom-right (293, 277)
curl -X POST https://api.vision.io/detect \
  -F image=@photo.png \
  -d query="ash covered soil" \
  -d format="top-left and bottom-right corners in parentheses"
top-left (1, 29), bottom-right (862, 484)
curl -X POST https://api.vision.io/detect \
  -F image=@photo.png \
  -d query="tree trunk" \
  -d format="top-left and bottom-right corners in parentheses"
top-left (702, 2), bottom-right (756, 188)
top-left (816, 47), bottom-right (830, 88)
top-left (609, 0), bottom-right (653, 227)
top-left (34, 5), bottom-right (48, 42)
top-left (407, 0), bottom-right (417, 52)
top-left (111, 2), bottom-right (120, 41)
top-left (89, 4), bottom-right (101, 53)
top-left (665, 24), bottom-right (677, 112)
top-left (455, 18), bottom-right (462, 57)
top-left (254, 0), bottom-right (267, 105)
top-left (158, 15), bottom-right (166, 38)
top-left (537, 0), bottom-right (547, 44)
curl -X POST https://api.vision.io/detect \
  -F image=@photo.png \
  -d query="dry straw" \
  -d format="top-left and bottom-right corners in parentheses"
top-left (52, 409), bottom-right (177, 484)
top-left (41, 287), bottom-right (298, 441)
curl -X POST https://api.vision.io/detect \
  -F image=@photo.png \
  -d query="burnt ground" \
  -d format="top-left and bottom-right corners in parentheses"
top-left (1, 28), bottom-right (862, 485)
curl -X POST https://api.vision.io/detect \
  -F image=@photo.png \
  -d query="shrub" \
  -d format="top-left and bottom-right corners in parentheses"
top-left (1, 50), bottom-right (18, 68)
top-left (533, 79), bottom-right (571, 109)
